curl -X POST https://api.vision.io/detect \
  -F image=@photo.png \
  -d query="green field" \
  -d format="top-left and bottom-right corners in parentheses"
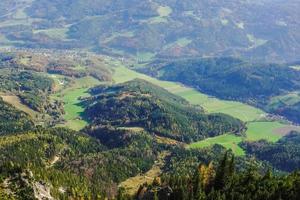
top-left (163, 37), bottom-right (192, 50)
top-left (103, 31), bottom-right (135, 43)
top-left (188, 121), bottom-right (295, 156)
top-left (189, 134), bottom-right (245, 156)
top-left (34, 28), bottom-right (69, 40)
top-left (136, 52), bottom-right (156, 62)
top-left (147, 5), bottom-right (172, 24)
top-left (51, 76), bottom-right (102, 131)
top-left (175, 89), bottom-right (264, 122)
top-left (157, 6), bottom-right (172, 17)
top-left (246, 121), bottom-right (291, 142)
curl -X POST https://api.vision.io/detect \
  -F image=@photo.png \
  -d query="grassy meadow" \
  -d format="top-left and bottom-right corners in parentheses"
top-left (188, 121), bottom-right (300, 156)
top-left (51, 75), bottom-right (102, 131)
top-left (189, 134), bottom-right (245, 156)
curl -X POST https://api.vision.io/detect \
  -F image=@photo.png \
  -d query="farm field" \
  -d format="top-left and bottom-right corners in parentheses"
top-left (157, 6), bottom-right (172, 17)
top-left (189, 121), bottom-right (300, 156)
top-left (189, 134), bottom-right (245, 156)
top-left (33, 28), bottom-right (70, 40)
top-left (163, 37), bottom-right (192, 50)
top-left (136, 52), bottom-right (156, 62)
top-left (51, 75), bottom-right (102, 131)
top-left (246, 121), bottom-right (300, 142)
top-left (147, 5), bottom-right (172, 24)
top-left (175, 89), bottom-right (264, 122)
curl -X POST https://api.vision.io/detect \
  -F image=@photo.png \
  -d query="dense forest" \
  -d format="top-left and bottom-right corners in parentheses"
top-left (241, 132), bottom-right (300, 172)
top-left (0, 68), bottom-right (54, 112)
top-left (84, 79), bottom-right (245, 143)
top-left (134, 152), bottom-right (300, 200)
top-left (140, 57), bottom-right (300, 123)
top-left (0, 127), bottom-right (159, 199)
top-left (0, 98), bottom-right (34, 135)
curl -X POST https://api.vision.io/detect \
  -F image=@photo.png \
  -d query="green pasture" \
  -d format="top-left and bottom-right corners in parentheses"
top-left (189, 134), bottom-right (245, 156)
top-left (33, 28), bottom-right (69, 40)
top-left (246, 121), bottom-right (289, 142)
top-left (51, 76), bottom-right (101, 131)
top-left (189, 121), bottom-right (295, 156)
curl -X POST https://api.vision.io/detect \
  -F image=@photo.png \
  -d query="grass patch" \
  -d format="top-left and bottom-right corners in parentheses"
top-left (236, 22), bottom-right (245, 29)
top-left (103, 31), bottom-right (134, 43)
top-left (148, 16), bottom-right (168, 24)
top-left (119, 151), bottom-right (168, 195)
top-left (188, 121), bottom-right (295, 156)
top-left (176, 38), bottom-right (192, 47)
top-left (157, 6), bottom-right (172, 17)
top-left (0, 18), bottom-right (41, 28)
top-left (189, 134), bottom-right (245, 156)
top-left (163, 37), bottom-right (192, 50)
top-left (147, 5), bottom-right (172, 24)
top-left (136, 52), bottom-right (155, 62)
top-left (51, 76), bottom-right (102, 131)
top-left (33, 28), bottom-right (69, 40)
top-left (221, 19), bottom-right (229, 25)
top-left (247, 34), bottom-right (268, 48)
top-left (246, 121), bottom-right (289, 142)
top-left (175, 89), bottom-right (264, 122)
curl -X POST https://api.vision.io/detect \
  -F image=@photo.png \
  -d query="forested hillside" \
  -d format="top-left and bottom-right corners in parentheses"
top-left (241, 132), bottom-right (300, 172)
top-left (0, 64), bottom-right (299, 199)
top-left (0, 0), bottom-right (300, 199)
top-left (0, 68), bottom-right (54, 112)
top-left (140, 57), bottom-right (300, 123)
top-left (0, 0), bottom-right (299, 63)
top-left (84, 79), bottom-right (245, 143)
top-left (0, 98), bottom-right (33, 135)
top-left (135, 152), bottom-right (300, 200)
top-left (0, 127), bottom-right (160, 199)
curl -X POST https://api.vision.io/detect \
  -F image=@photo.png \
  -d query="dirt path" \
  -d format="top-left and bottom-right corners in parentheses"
top-left (118, 151), bottom-right (170, 195)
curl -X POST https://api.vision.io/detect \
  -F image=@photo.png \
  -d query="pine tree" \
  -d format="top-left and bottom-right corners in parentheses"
top-left (214, 151), bottom-right (229, 190)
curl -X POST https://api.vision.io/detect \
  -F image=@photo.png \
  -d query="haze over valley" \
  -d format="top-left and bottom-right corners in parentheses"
top-left (0, 0), bottom-right (300, 199)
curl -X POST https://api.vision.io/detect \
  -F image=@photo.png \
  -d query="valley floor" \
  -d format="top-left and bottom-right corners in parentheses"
top-left (42, 56), bottom-right (300, 155)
